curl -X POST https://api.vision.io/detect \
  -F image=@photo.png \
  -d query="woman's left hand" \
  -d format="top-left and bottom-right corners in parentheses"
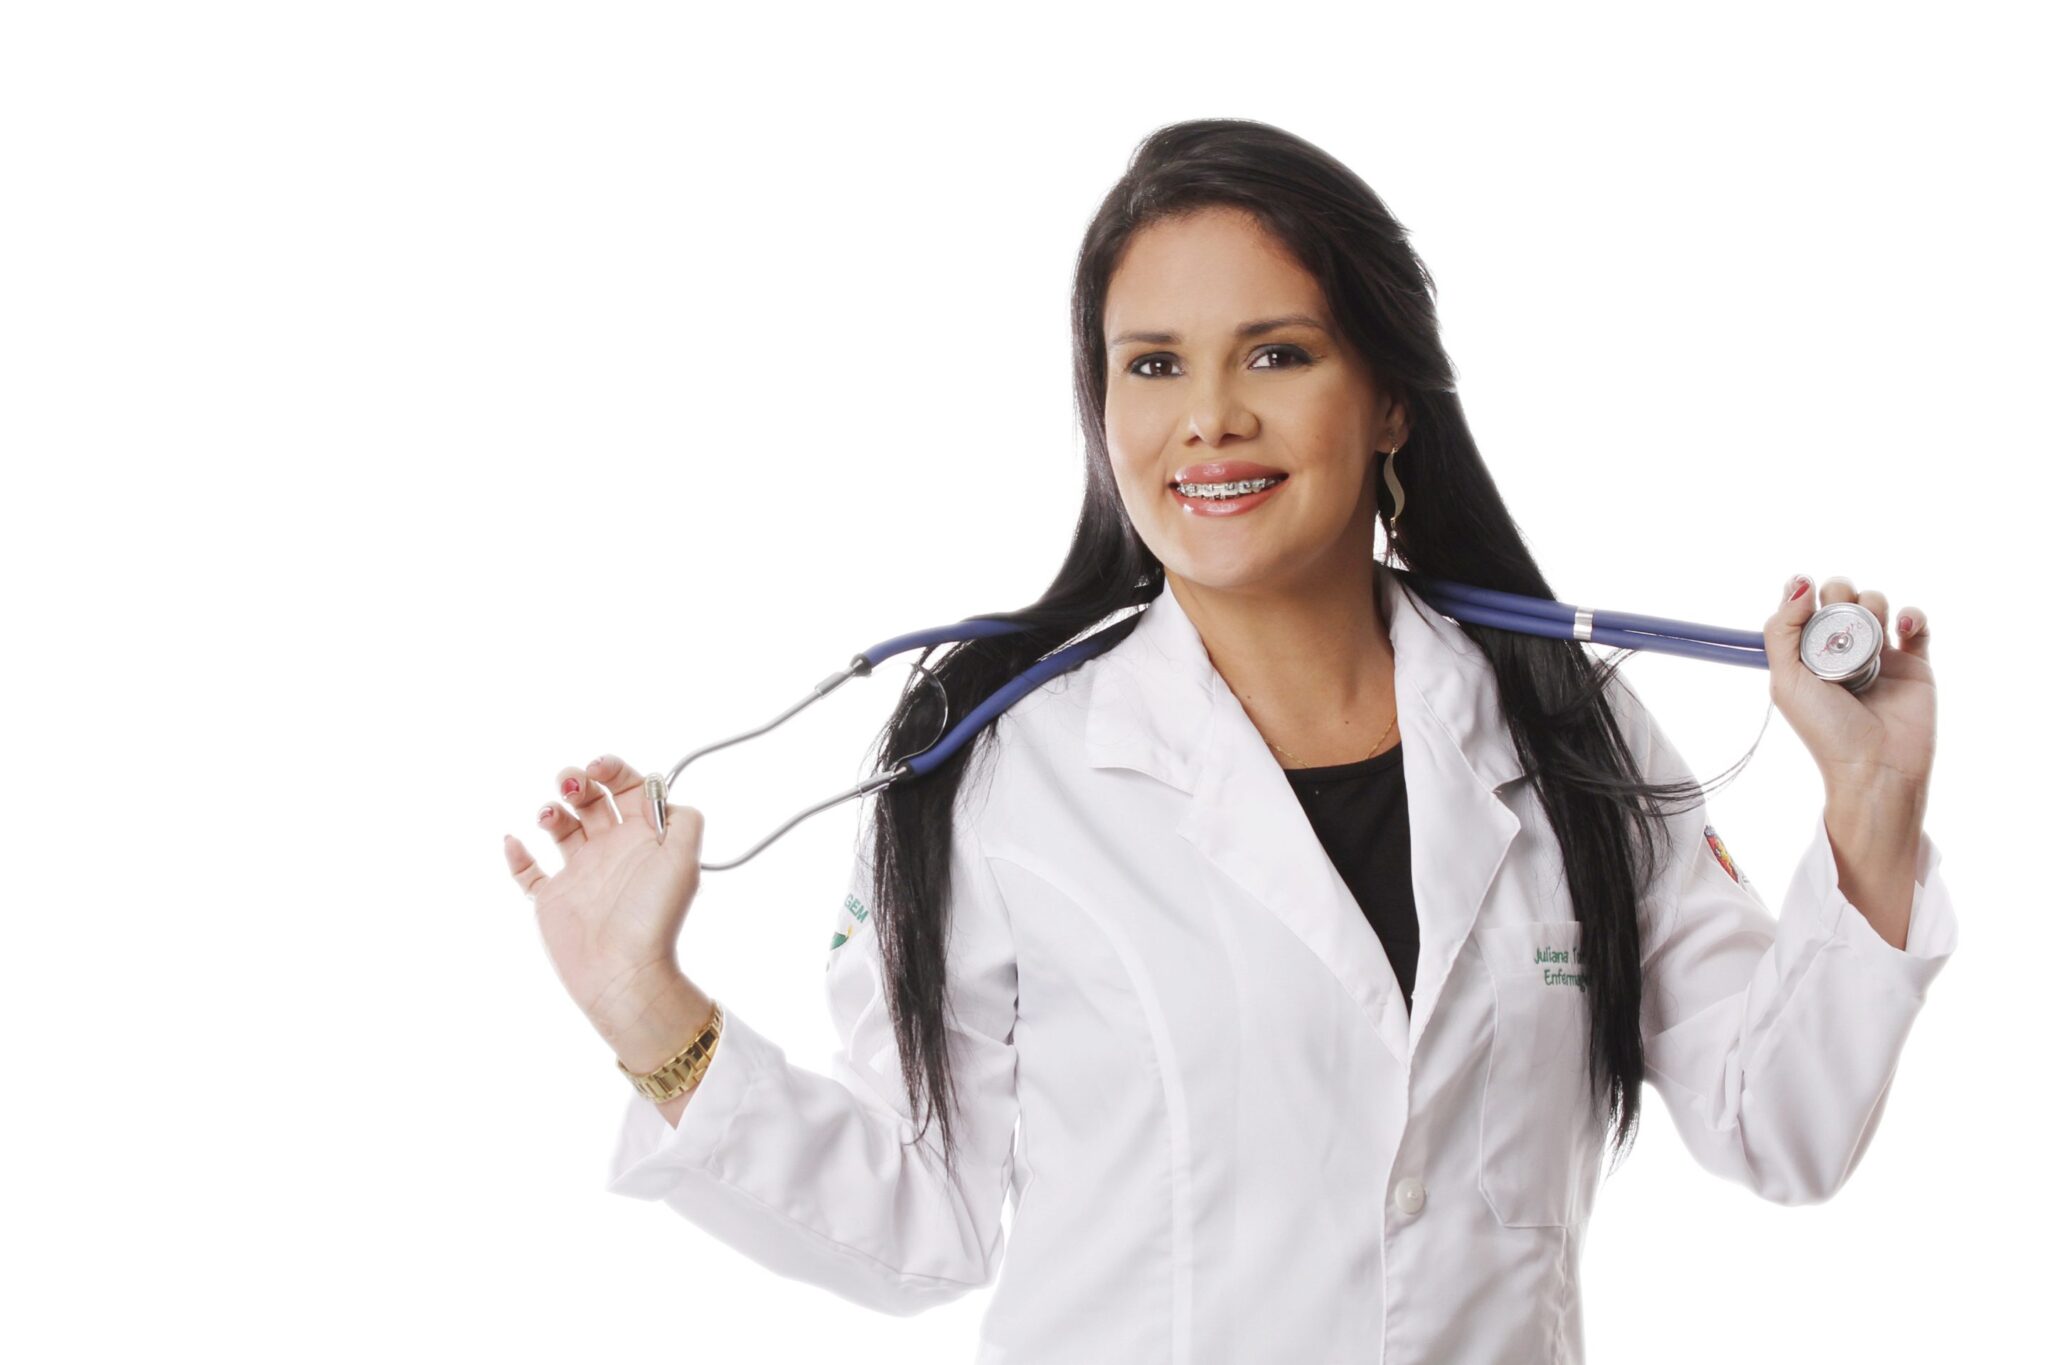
top-left (1763, 573), bottom-right (1935, 801)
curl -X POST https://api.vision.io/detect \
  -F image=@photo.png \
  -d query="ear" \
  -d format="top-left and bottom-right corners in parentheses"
top-left (1384, 394), bottom-right (1411, 450)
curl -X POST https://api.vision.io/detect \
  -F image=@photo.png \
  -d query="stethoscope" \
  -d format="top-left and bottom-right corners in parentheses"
top-left (647, 565), bottom-right (1886, 869)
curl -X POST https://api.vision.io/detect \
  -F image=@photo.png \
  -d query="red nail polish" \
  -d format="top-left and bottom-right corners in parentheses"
top-left (1790, 579), bottom-right (1809, 601)
top-left (562, 778), bottom-right (580, 796)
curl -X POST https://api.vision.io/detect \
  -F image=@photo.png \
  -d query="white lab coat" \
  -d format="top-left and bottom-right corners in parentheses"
top-left (607, 569), bottom-right (1958, 1364)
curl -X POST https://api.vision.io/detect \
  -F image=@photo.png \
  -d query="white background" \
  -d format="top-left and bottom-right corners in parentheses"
top-left (5, 2), bottom-right (2037, 1360)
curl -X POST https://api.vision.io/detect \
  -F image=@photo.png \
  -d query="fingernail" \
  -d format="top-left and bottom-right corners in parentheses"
top-left (589, 756), bottom-right (607, 772)
top-left (1900, 613), bottom-right (1915, 634)
top-left (561, 778), bottom-right (580, 797)
top-left (538, 807), bottom-right (553, 822)
top-left (1787, 576), bottom-right (1810, 601)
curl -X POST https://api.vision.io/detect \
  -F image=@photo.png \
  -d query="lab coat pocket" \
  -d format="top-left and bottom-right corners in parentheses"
top-left (1476, 919), bottom-right (1594, 1228)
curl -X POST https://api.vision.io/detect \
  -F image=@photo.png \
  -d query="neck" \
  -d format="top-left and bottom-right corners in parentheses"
top-left (1167, 560), bottom-right (1399, 767)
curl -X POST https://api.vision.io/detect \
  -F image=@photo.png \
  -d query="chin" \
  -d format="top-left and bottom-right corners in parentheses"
top-left (1160, 548), bottom-right (1295, 596)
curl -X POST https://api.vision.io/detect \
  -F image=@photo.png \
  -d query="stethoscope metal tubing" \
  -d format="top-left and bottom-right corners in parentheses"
top-left (650, 617), bottom-right (1111, 869)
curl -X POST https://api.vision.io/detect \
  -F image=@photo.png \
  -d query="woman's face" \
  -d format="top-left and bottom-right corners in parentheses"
top-left (1102, 207), bottom-right (1406, 597)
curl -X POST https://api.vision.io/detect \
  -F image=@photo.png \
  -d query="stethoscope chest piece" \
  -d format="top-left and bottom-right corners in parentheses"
top-left (1799, 601), bottom-right (1885, 693)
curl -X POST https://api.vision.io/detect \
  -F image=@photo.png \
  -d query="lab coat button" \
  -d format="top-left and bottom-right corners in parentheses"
top-left (1393, 1176), bottom-right (1427, 1216)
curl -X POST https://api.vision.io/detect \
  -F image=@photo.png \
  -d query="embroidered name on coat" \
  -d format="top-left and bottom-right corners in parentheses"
top-left (1534, 941), bottom-right (1587, 990)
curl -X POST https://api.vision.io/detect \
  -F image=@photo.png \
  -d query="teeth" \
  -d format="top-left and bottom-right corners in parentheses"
top-left (1174, 476), bottom-right (1283, 499)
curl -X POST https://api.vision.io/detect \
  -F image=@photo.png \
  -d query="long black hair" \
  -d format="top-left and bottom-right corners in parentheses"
top-left (860, 117), bottom-right (1712, 1188)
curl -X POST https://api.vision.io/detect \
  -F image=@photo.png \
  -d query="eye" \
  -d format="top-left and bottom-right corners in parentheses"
top-left (1129, 354), bottom-right (1177, 379)
top-left (1250, 345), bottom-right (1311, 371)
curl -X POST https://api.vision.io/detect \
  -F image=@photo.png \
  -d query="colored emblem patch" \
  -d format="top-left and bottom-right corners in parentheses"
top-left (1703, 824), bottom-right (1751, 888)
top-left (828, 890), bottom-right (869, 952)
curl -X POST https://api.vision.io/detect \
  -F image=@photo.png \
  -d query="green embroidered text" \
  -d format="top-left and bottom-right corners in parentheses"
top-left (1534, 941), bottom-right (1587, 991)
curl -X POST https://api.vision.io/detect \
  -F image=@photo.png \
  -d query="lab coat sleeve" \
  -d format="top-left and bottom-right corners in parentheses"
top-left (603, 816), bottom-right (1022, 1314)
top-left (1624, 690), bottom-right (1959, 1206)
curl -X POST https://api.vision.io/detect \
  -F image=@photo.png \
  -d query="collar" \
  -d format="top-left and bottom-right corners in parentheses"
top-left (1083, 566), bottom-right (1528, 795)
top-left (1080, 566), bottom-right (1528, 1061)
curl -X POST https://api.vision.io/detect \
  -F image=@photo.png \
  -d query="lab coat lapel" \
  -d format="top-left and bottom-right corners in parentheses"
top-left (1083, 568), bottom-right (1526, 1064)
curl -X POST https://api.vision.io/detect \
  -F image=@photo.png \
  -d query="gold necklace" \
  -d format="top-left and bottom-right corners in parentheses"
top-left (1261, 705), bottom-right (1399, 769)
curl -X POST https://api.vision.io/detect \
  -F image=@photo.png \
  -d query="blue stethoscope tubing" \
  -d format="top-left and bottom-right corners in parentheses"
top-left (652, 567), bottom-right (1785, 869)
top-left (1399, 572), bottom-right (1768, 669)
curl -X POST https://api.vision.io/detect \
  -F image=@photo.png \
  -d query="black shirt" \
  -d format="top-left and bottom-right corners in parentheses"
top-left (1281, 741), bottom-right (1419, 1015)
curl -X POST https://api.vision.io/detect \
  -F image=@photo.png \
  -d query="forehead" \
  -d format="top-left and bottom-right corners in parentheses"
top-left (1104, 209), bottom-right (1327, 338)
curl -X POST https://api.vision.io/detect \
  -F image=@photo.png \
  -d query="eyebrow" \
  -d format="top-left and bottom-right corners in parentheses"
top-left (1108, 313), bottom-right (1329, 349)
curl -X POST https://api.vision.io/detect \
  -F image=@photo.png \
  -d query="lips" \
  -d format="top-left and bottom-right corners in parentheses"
top-left (1170, 460), bottom-right (1288, 487)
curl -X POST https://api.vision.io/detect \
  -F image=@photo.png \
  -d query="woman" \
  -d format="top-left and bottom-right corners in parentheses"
top-left (503, 119), bottom-right (1955, 1362)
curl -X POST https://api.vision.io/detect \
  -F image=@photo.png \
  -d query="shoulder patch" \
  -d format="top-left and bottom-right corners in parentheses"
top-left (827, 889), bottom-right (870, 952)
top-left (1703, 824), bottom-right (1752, 888)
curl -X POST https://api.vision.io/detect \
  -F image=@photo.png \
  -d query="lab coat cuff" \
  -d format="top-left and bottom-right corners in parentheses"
top-left (605, 1004), bottom-right (762, 1200)
top-left (1792, 808), bottom-right (1958, 997)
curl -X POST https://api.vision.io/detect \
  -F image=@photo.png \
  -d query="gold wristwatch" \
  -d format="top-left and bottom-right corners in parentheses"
top-left (616, 1000), bottom-right (724, 1103)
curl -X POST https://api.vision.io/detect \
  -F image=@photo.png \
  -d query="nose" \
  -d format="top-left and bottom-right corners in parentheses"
top-left (1183, 374), bottom-right (1255, 448)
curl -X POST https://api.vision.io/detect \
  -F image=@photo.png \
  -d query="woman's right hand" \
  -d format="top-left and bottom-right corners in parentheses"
top-left (503, 753), bottom-right (706, 1036)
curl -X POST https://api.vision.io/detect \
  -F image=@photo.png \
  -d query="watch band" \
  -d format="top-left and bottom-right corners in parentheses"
top-left (616, 1000), bottom-right (724, 1103)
